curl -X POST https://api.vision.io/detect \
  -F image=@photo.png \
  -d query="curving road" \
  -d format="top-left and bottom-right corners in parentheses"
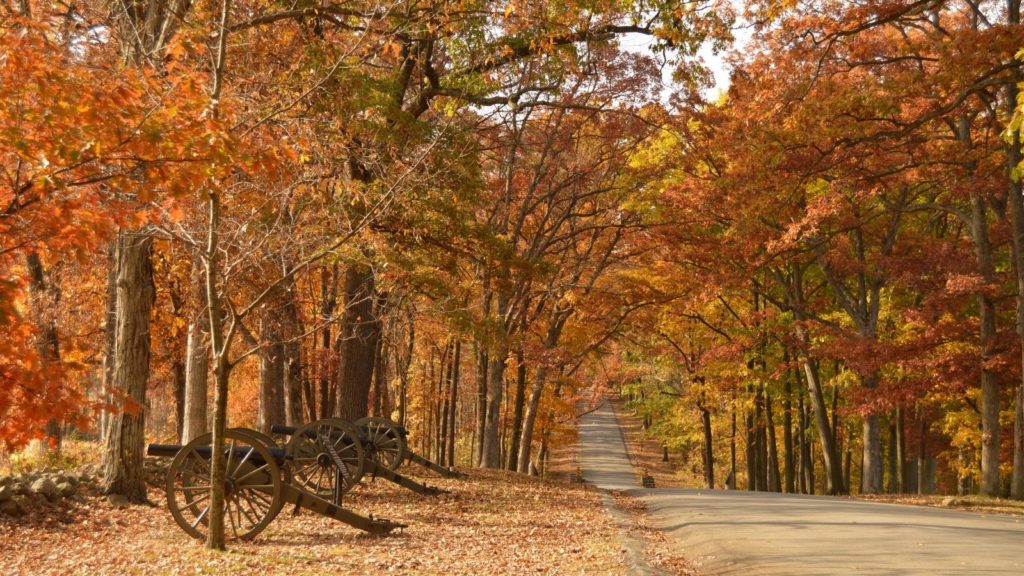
top-left (579, 401), bottom-right (1024, 575)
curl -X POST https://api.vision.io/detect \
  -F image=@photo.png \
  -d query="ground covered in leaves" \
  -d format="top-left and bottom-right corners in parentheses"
top-left (0, 467), bottom-right (629, 576)
top-left (856, 493), bottom-right (1024, 517)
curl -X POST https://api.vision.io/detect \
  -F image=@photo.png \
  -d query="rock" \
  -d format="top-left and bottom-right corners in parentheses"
top-left (107, 494), bottom-right (130, 508)
top-left (942, 497), bottom-right (960, 507)
top-left (0, 484), bottom-right (13, 502)
top-left (57, 482), bottom-right (76, 497)
top-left (0, 499), bottom-right (20, 516)
top-left (30, 477), bottom-right (60, 500)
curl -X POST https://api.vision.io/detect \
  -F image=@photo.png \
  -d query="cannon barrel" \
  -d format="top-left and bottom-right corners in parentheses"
top-left (146, 443), bottom-right (288, 464)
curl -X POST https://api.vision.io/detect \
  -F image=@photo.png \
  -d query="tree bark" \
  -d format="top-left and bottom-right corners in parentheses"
top-left (480, 348), bottom-right (507, 468)
top-left (507, 345), bottom-right (527, 470)
top-left (861, 374), bottom-right (883, 494)
top-left (971, 191), bottom-right (1002, 496)
top-left (783, 366), bottom-right (796, 493)
top-left (447, 340), bottom-right (461, 467)
top-left (100, 242), bottom-right (118, 441)
top-left (102, 232), bottom-right (154, 503)
top-left (766, 393), bottom-right (781, 492)
top-left (26, 251), bottom-right (62, 446)
top-left (698, 391), bottom-right (714, 488)
top-left (281, 277), bottom-right (303, 427)
top-left (337, 265), bottom-right (379, 422)
top-left (258, 316), bottom-right (285, 433)
top-left (182, 261), bottom-right (209, 443)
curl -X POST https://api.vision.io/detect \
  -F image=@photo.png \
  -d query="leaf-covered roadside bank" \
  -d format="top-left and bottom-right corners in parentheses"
top-left (0, 469), bottom-right (629, 576)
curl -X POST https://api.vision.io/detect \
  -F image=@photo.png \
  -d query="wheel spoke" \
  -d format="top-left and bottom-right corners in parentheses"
top-left (191, 505), bottom-right (210, 528)
top-left (234, 462), bottom-right (271, 484)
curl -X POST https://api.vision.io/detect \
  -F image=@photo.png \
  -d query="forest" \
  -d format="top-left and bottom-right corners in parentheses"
top-left (1, 0), bottom-right (1024, 554)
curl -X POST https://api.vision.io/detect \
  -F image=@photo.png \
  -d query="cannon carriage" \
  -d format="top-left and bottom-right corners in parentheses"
top-left (146, 416), bottom-right (464, 541)
top-left (146, 429), bottom-right (403, 541)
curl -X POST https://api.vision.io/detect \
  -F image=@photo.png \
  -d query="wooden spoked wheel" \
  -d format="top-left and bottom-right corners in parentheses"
top-left (285, 419), bottom-right (365, 499)
top-left (356, 416), bottom-right (407, 471)
top-left (165, 430), bottom-right (284, 541)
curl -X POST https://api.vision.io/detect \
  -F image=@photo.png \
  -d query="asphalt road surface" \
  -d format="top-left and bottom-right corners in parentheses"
top-left (579, 401), bottom-right (1024, 575)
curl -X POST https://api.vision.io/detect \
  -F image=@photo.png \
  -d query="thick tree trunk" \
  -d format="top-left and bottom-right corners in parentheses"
top-left (182, 263), bottom-right (209, 443)
top-left (337, 265), bottom-right (379, 422)
top-left (507, 346), bottom-right (527, 470)
top-left (970, 192), bottom-right (1002, 496)
top-left (861, 374), bottom-right (884, 494)
top-left (516, 365), bottom-right (549, 473)
top-left (796, 350), bottom-right (844, 494)
top-left (480, 349), bottom-right (507, 468)
top-left (102, 232), bottom-right (154, 503)
top-left (258, 316), bottom-right (285, 434)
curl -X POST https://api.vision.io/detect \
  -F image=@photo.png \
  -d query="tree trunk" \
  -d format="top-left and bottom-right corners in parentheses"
top-left (447, 340), bottom-right (461, 467)
top-left (507, 346), bottom-right (527, 470)
top-left (729, 393), bottom-right (737, 489)
top-left (746, 408), bottom-right (756, 491)
top-left (861, 375), bottom-right (883, 494)
top-left (337, 265), bottom-right (379, 422)
top-left (896, 406), bottom-right (907, 493)
top-left (783, 368), bottom-right (795, 493)
top-left (796, 350), bottom-right (844, 494)
top-left (319, 266), bottom-right (337, 419)
top-left (258, 316), bottom-right (285, 434)
top-left (766, 393), bottom-right (781, 492)
top-left (917, 405), bottom-right (927, 495)
top-left (475, 349), bottom-right (488, 464)
top-left (102, 232), bottom-right (154, 503)
top-left (516, 365), bottom-right (549, 472)
top-left (480, 349), bottom-right (507, 468)
top-left (971, 191), bottom-right (1002, 497)
top-left (26, 251), bottom-right (63, 447)
top-left (100, 242), bottom-right (118, 441)
top-left (182, 261), bottom-right (209, 443)
top-left (698, 392), bottom-right (714, 488)
top-left (281, 279), bottom-right (303, 427)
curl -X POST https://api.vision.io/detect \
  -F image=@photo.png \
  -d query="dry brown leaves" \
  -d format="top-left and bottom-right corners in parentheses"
top-left (0, 469), bottom-right (629, 576)
top-left (609, 491), bottom-right (699, 576)
top-left (854, 493), bottom-right (1024, 517)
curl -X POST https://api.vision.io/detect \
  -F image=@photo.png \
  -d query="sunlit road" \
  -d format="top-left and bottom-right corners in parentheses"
top-left (641, 488), bottom-right (1024, 575)
top-left (578, 401), bottom-right (1024, 575)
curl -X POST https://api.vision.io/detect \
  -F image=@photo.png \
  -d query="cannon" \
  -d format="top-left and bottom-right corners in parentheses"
top-left (272, 418), bottom-right (443, 499)
top-left (146, 429), bottom-right (404, 541)
top-left (354, 416), bottom-right (462, 479)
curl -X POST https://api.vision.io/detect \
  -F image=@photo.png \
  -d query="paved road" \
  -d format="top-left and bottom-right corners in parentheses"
top-left (579, 401), bottom-right (637, 491)
top-left (578, 400), bottom-right (1024, 575)
top-left (642, 488), bottom-right (1024, 575)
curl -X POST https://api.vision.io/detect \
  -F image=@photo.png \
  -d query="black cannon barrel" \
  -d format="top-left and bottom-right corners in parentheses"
top-left (146, 443), bottom-right (288, 464)
top-left (270, 425), bottom-right (298, 436)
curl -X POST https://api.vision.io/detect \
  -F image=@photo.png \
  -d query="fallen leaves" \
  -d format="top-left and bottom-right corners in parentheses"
top-left (0, 469), bottom-right (628, 576)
